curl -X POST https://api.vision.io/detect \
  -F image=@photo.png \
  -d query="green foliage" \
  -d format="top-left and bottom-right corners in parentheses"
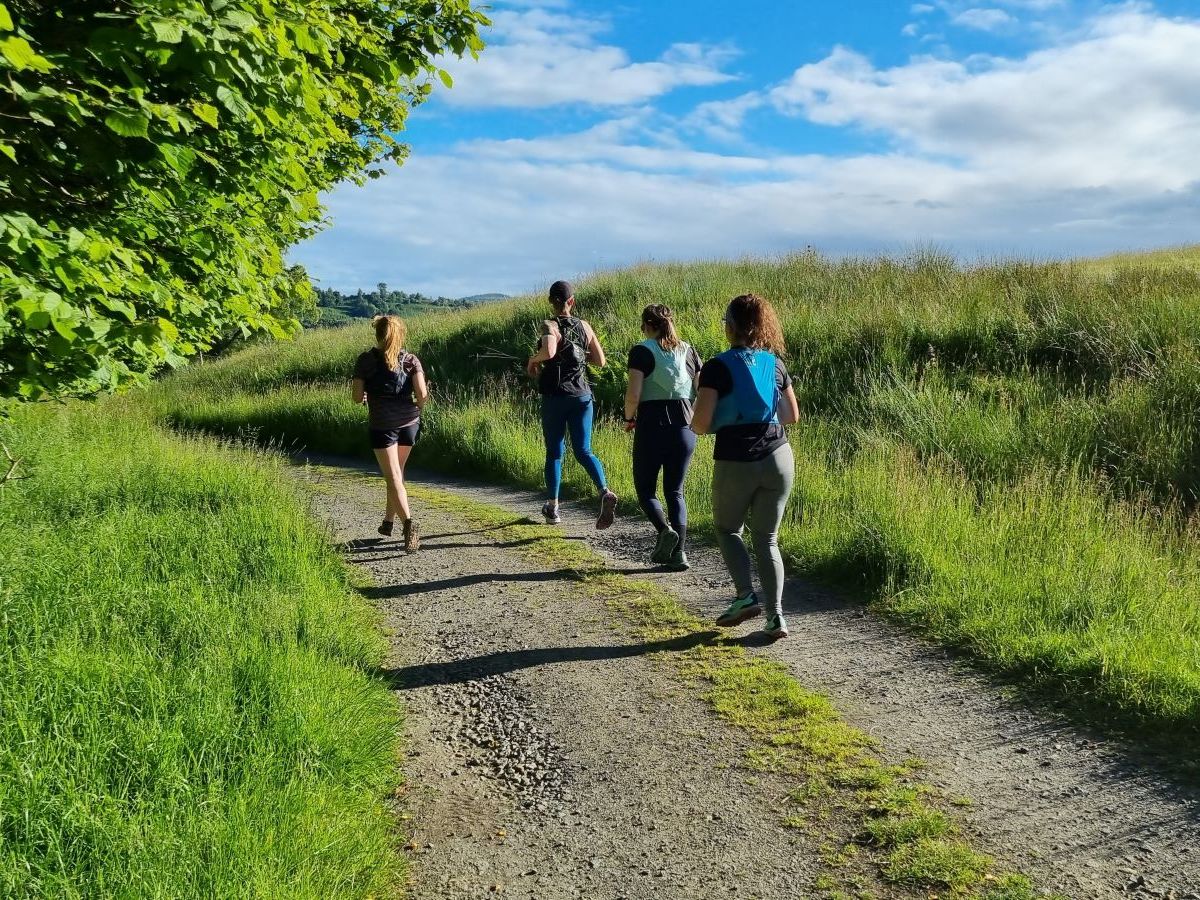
top-left (148, 252), bottom-right (1200, 737)
top-left (0, 0), bottom-right (486, 400)
top-left (0, 401), bottom-right (401, 895)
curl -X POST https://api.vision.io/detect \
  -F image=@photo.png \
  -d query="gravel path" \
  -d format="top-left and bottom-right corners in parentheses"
top-left (301, 458), bottom-right (1200, 900)
top-left (303, 462), bottom-right (821, 899)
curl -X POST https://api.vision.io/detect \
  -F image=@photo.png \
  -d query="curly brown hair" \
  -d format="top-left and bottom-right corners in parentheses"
top-left (725, 294), bottom-right (785, 356)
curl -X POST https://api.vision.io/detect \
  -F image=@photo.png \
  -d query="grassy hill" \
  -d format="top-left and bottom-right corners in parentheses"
top-left (154, 247), bottom-right (1200, 737)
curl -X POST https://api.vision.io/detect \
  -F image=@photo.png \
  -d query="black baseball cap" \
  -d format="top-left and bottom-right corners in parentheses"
top-left (548, 280), bottom-right (574, 305)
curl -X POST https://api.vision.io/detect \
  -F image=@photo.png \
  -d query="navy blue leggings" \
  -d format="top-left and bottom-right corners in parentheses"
top-left (541, 394), bottom-right (608, 499)
top-left (632, 424), bottom-right (696, 546)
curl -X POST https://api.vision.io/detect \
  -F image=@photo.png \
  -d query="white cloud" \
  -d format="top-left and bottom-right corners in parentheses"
top-left (911, 3), bottom-right (936, 12)
top-left (295, 7), bottom-right (1200, 295)
top-left (438, 4), bottom-right (736, 108)
top-left (952, 8), bottom-right (1016, 30)
top-left (902, 22), bottom-right (922, 36)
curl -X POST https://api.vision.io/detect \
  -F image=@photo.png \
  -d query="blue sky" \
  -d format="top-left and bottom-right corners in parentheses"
top-left (294, 0), bottom-right (1200, 296)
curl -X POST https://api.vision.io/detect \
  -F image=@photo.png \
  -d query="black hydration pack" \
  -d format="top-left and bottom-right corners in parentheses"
top-left (554, 316), bottom-right (587, 368)
top-left (366, 348), bottom-right (412, 398)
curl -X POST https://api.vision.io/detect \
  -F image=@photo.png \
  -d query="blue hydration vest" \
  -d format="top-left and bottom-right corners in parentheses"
top-left (711, 348), bottom-right (779, 431)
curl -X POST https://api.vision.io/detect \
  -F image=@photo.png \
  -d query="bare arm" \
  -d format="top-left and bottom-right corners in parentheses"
top-left (526, 322), bottom-right (559, 376)
top-left (624, 369), bottom-right (644, 422)
top-left (584, 321), bottom-right (606, 367)
top-left (351, 378), bottom-right (366, 405)
top-left (412, 370), bottom-right (429, 408)
top-left (690, 386), bottom-right (718, 435)
top-left (778, 383), bottom-right (800, 425)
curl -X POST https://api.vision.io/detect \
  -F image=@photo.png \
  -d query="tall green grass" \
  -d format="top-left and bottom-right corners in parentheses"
top-left (0, 402), bottom-right (402, 897)
top-left (153, 248), bottom-right (1200, 735)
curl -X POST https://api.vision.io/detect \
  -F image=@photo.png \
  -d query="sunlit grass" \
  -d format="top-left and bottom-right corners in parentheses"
top-left (0, 402), bottom-right (402, 898)
top-left (152, 248), bottom-right (1200, 735)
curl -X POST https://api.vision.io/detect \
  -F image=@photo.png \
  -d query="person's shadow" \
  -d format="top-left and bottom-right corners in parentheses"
top-left (378, 630), bottom-right (722, 689)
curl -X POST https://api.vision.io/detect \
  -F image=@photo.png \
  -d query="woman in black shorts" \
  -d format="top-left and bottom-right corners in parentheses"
top-left (352, 315), bottom-right (428, 552)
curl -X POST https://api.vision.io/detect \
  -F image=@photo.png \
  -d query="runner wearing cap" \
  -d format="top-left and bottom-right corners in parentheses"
top-left (526, 280), bottom-right (619, 528)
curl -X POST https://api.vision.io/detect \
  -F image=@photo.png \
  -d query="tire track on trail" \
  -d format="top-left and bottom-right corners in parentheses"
top-left (300, 458), bottom-right (1200, 899)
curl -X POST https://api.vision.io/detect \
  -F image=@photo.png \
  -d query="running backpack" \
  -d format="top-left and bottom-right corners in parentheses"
top-left (710, 348), bottom-right (780, 430)
top-left (366, 348), bottom-right (412, 398)
top-left (553, 316), bottom-right (587, 368)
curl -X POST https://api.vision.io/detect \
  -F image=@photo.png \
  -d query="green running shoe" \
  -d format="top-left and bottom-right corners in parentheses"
top-left (716, 592), bottom-right (761, 627)
top-left (650, 527), bottom-right (680, 564)
top-left (763, 614), bottom-right (789, 640)
top-left (666, 548), bottom-right (690, 572)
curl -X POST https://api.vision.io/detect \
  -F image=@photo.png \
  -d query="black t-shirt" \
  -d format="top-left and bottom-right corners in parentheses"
top-left (354, 349), bottom-right (423, 430)
top-left (627, 343), bottom-right (702, 427)
top-left (698, 354), bottom-right (791, 462)
top-left (538, 316), bottom-right (591, 398)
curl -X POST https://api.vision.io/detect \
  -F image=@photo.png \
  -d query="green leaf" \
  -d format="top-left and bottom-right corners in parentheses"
top-left (104, 109), bottom-right (151, 138)
top-left (191, 101), bottom-right (220, 128)
top-left (149, 20), bottom-right (184, 44)
top-left (0, 4), bottom-right (13, 32)
top-left (0, 142), bottom-right (15, 163)
top-left (159, 143), bottom-right (196, 175)
top-left (66, 228), bottom-right (85, 252)
top-left (0, 36), bottom-right (53, 72)
top-left (215, 85), bottom-right (252, 121)
top-left (438, 68), bottom-right (454, 89)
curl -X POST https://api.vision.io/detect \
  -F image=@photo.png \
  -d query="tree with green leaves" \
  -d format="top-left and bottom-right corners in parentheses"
top-left (0, 0), bottom-right (486, 403)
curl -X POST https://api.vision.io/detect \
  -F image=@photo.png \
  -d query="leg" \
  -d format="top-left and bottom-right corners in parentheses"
top-left (748, 443), bottom-right (795, 619)
top-left (712, 460), bottom-right (757, 598)
top-left (661, 427), bottom-right (696, 548)
top-left (541, 396), bottom-right (569, 502)
top-left (372, 445), bottom-right (411, 523)
top-left (632, 427), bottom-right (669, 533)
top-left (566, 396), bottom-right (608, 493)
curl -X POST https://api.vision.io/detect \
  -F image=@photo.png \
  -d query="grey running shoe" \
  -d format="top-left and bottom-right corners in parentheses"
top-left (763, 614), bottom-right (789, 640)
top-left (650, 527), bottom-right (680, 564)
top-left (541, 501), bottom-right (561, 524)
top-left (596, 490), bottom-right (618, 530)
top-left (666, 548), bottom-right (690, 572)
top-left (716, 592), bottom-right (761, 627)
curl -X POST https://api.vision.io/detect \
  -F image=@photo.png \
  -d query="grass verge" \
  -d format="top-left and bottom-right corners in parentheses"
top-left (0, 402), bottom-right (403, 898)
top-left (408, 483), bottom-right (1058, 900)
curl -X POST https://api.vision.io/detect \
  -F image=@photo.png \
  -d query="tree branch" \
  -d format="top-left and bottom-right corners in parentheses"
top-left (0, 442), bottom-right (28, 487)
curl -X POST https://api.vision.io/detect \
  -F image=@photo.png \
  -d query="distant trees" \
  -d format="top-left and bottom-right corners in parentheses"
top-left (0, 0), bottom-right (487, 403)
top-left (309, 284), bottom-right (476, 326)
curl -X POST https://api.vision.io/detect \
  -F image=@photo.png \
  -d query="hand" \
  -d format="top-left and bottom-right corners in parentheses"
top-left (623, 418), bottom-right (636, 433)
top-left (526, 357), bottom-right (542, 378)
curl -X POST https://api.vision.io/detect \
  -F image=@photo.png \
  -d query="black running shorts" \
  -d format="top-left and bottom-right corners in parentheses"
top-left (368, 421), bottom-right (420, 449)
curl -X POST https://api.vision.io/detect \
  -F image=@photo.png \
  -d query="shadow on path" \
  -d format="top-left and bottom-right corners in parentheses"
top-left (360, 568), bottom-right (589, 599)
top-left (379, 630), bottom-right (721, 689)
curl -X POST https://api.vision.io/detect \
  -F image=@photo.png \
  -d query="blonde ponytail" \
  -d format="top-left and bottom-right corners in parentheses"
top-left (373, 315), bottom-right (407, 370)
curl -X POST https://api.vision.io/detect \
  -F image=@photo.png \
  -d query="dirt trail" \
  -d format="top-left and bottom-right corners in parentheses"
top-left (301, 459), bottom-right (1200, 900)
top-left (303, 462), bottom-right (820, 899)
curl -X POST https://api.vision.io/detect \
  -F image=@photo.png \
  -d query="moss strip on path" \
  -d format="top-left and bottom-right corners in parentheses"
top-left (409, 484), bottom-right (1055, 900)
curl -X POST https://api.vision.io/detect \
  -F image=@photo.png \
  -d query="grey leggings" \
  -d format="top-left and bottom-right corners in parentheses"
top-left (712, 442), bottom-right (795, 618)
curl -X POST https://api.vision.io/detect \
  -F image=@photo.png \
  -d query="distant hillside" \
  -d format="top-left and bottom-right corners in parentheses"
top-left (459, 293), bottom-right (510, 303)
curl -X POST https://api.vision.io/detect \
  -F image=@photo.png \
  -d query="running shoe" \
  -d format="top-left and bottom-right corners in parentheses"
top-left (596, 490), bottom-right (618, 530)
top-left (378, 519), bottom-right (394, 538)
top-left (650, 527), bottom-right (680, 564)
top-left (541, 501), bottom-right (561, 525)
top-left (403, 519), bottom-right (420, 554)
top-left (715, 592), bottom-right (761, 627)
top-left (762, 614), bottom-right (789, 640)
top-left (666, 548), bottom-right (690, 572)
